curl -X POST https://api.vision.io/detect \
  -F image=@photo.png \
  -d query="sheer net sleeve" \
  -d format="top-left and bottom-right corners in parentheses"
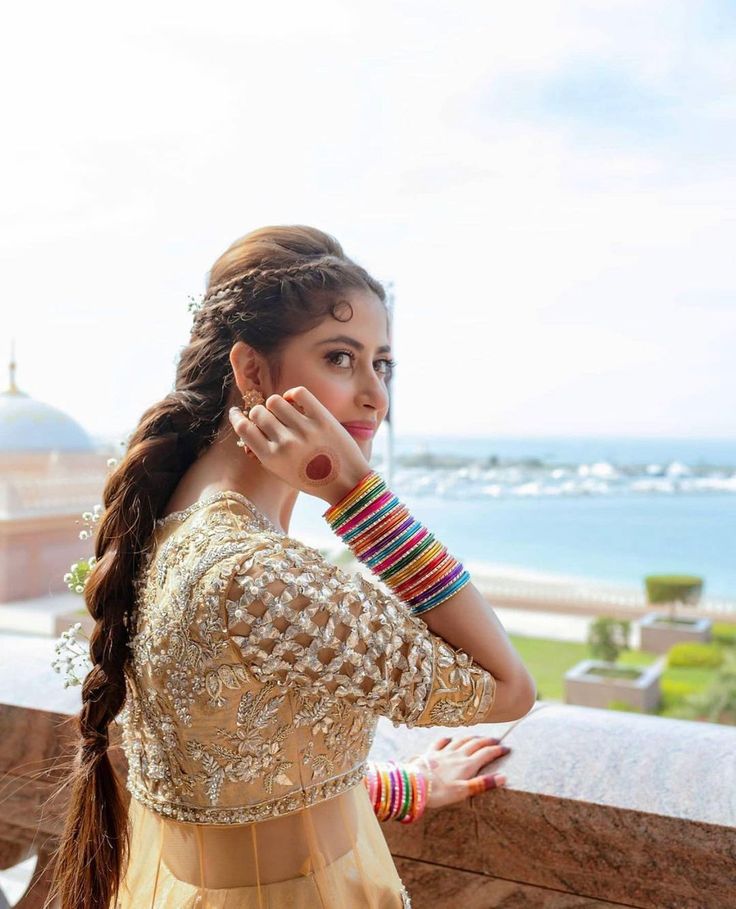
top-left (224, 535), bottom-right (496, 728)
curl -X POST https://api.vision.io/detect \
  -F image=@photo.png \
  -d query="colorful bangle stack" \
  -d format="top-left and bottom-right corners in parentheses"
top-left (323, 470), bottom-right (471, 617)
top-left (364, 759), bottom-right (429, 823)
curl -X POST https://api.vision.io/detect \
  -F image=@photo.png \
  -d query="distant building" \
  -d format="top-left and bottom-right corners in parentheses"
top-left (0, 346), bottom-right (113, 603)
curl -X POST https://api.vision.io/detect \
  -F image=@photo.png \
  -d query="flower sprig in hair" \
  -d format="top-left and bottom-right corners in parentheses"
top-left (52, 622), bottom-right (92, 688)
top-left (51, 457), bottom-right (120, 687)
top-left (63, 503), bottom-right (103, 592)
top-left (187, 293), bottom-right (205, 315)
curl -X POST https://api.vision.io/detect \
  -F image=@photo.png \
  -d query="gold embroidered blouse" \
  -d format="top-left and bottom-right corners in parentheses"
top-left (118, 490), bottom-right (497, 827)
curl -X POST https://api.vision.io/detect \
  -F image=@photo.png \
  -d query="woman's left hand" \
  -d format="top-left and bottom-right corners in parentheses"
top-left (406, 733), bottom-right (510, 809)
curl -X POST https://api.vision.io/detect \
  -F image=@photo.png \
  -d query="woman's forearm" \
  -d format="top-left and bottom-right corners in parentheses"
top-left (323, 470), bottom-right (535, 695)
top-left (418, 580), bottom-right (532, 687)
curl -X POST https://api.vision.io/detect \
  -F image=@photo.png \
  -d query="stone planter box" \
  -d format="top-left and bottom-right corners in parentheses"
top-left (638, 612), bottom-right (712, 654)
top-left (564, 657), bottom-right (666, 712)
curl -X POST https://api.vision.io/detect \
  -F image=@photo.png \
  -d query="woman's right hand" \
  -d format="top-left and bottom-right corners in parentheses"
top-left (228, 385), bottom-right (372, 506)
top-left (406, 734), bottom-right (510, 809)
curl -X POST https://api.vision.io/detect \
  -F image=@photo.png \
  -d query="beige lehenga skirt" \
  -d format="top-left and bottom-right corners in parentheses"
top-left (112, 780), bottom-right (411, 908)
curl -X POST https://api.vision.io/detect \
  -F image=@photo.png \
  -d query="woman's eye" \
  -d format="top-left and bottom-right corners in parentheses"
top-left (326, 350), bottom-right (396, 380)
top-left (327, 351), bottom-right (353, 368)
top-left (377, 358), bottom-right (396, 379)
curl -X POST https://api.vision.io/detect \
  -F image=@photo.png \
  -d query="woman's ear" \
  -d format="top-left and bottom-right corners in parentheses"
top-left (229, 341), bottom-right (265, 396)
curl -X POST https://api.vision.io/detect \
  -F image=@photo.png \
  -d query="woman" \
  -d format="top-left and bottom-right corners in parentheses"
top-left (49, 225), bottom-right (536, 909)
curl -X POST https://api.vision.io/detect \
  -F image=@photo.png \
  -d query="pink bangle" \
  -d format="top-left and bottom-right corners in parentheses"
top-left (389, 762), bottom-right (402, 819)
top-left (416, 771), bottom-right (427, 818)
top-left (365, 764), bottom-right (378, 805)
top-left (399, 768), bottom-right (428, 824)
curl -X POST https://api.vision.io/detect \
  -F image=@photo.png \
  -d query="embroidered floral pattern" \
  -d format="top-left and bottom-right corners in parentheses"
top-left (119, 491), bottom-right (496, 825)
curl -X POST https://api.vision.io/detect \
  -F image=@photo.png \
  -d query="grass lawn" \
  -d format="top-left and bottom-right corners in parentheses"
top-left (507, 630), bottom-right (730, 713)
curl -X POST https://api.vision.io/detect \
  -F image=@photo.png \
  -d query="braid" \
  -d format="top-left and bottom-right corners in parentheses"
top-left (202, 255), bottom-right (345, 302)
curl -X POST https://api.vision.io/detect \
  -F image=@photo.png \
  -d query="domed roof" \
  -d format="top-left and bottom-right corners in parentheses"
top-left (0, 347), bottom-right (94, 453)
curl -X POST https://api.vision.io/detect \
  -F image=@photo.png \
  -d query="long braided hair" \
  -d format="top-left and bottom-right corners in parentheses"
top-left (49, 225), bottom-right (386, 909)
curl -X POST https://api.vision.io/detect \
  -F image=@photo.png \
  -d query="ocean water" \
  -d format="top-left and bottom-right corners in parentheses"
top-left (289, 433), bottom-right (736, 600)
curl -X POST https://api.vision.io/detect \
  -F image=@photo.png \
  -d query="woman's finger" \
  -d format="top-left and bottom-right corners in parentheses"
top-left (470, 744), bottom-right (511, 768)
top-left (229, 407), bottom-right (255, 441)
top-left (282, 385), bottom-right (327, 421)
top-left (229, 410), bottom-right (272, 457)
top-left (246, 403), bottom-right (291, 443)
top-left (466, 773), bottom-right (506, 796)
top-left (265, 393), bottom-right (309, 430)
top-left (465, 736), bottom-right (502, 756)
top-left (445, 735), bottom-right (478, 751)
top-left (429, 736), bottom-right (454, 751)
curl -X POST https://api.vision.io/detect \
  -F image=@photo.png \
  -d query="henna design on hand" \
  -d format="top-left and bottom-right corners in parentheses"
top-left (299, 449), bottom-right (340, 487)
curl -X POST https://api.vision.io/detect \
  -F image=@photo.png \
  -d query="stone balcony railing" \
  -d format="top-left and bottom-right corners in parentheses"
top-left (375, 703), bottom-right (736, 908)
top-left (0, 639), bottom-right (734, 908)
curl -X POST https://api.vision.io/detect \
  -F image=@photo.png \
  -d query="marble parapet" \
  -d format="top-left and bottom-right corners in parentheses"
top-left (374, 702), bottom-right (736, 908)
top-left (0, 636), bottom-right (734, 908)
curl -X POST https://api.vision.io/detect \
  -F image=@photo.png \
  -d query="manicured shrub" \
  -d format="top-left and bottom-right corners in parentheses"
top-left (659, 678), bottom-right (703, 712)
top-left (667, 641), bottom-right (724, 669)
top-left (660, 677), bottom-right (703, 698)
top-left (712, 623), bottom-right (736, 647)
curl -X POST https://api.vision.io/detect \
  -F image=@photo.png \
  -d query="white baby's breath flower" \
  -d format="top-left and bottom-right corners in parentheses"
top-left (51, 622), bottom-right (92, 689)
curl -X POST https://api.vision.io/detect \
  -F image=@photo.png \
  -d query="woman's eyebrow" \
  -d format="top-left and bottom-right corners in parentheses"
top-left (314, 335), bottom-right (392, 354)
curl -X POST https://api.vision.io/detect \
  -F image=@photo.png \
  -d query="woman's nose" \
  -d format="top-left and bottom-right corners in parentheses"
top-left (359, 374), bottom-right (389, 411)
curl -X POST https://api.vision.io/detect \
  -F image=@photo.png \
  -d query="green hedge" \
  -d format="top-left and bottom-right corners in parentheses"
top-left (660, 677), bottom-right (703, 698)
top-left (712, 622), bottom-right (736, 646)
top-left (607, 699), bottom-right (643, 713)
top-left (659, 677), bottom-right (704, 711)
top-left (666, 641), bottom-right (724, 669)
top-left (644, 574), bottom-right (703, 604)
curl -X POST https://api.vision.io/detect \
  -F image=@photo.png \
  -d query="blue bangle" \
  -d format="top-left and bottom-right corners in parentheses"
top-left (410, 570), bottom-right (472, 616)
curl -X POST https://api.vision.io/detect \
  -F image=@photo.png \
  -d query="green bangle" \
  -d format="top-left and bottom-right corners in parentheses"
top-left (398, 764), bottom-right (412, 821)
top-left (324, 471), bottom-right (383, 523)
top-left (332, 483), bottom-right (385, 528)
top-left (381, 533), bottom-right (438, 582)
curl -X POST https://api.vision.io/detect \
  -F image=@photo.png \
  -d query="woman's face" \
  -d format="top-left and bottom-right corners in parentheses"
top-left (261, 288), bottom-right (393, 458)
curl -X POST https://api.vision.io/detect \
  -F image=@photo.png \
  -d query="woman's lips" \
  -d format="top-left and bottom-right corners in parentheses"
top-left (342, 423), bottom-right (376, 439)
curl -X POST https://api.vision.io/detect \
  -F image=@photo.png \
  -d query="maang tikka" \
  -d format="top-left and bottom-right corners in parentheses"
top-left (235, 387), bottom-right (266, 449)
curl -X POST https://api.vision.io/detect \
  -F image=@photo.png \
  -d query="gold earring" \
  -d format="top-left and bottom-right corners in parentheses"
top-left (235, 387), bottom-right (266, 451)
top-left (241, 387), bottom-right (265, 412)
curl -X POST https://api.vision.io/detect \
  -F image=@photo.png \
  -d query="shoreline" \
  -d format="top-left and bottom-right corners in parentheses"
top-left (300, 530), bottom-right (642, 594)
top-left (299, 532), bottom-right (736, 612)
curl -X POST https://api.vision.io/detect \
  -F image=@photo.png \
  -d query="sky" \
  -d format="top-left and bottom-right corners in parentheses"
top-left (2, 0), bottom-right (735, 442)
